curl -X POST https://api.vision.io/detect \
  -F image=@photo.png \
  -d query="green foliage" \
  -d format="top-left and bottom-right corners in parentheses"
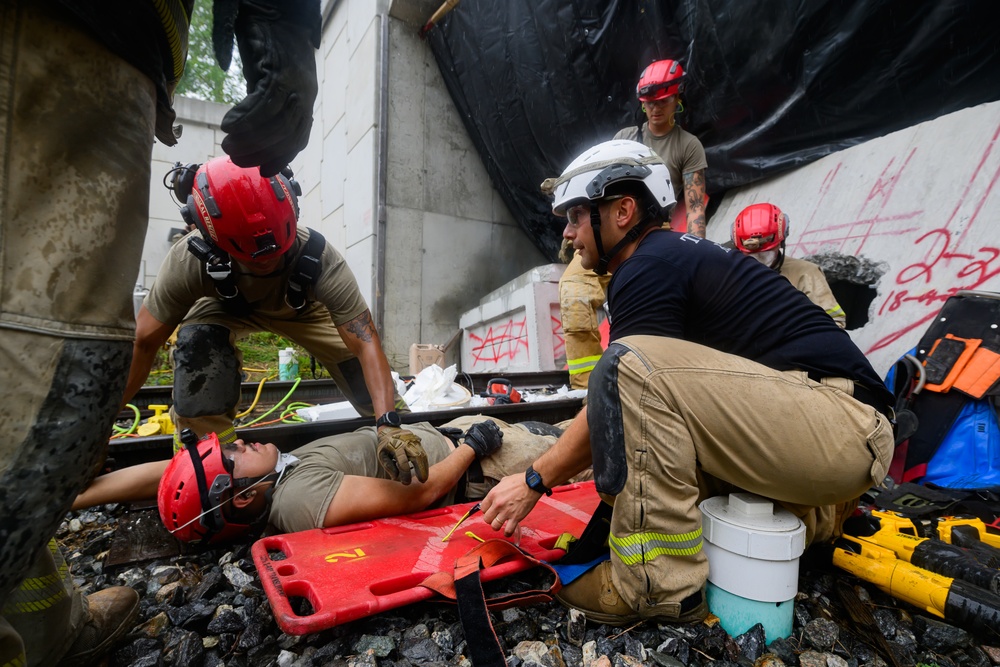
top-left (149, 332), bottom-right (307, 385)
top-left (176, 0), bottom-right (245, 105)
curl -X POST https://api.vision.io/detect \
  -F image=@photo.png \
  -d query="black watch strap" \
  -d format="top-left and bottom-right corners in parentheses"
top-left (525, 464), bottom-right (552, 496)
top-left (376, 411), bottom-right (401, 428)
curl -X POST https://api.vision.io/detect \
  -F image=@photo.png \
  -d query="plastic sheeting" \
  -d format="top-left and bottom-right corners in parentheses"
top-left (426, 1), bottom-right (1000, 260)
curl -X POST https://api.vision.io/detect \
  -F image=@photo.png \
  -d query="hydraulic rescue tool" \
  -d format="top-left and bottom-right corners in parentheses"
top-left (832, 538), bottom-right (1000, 633)
top-left (843, 510), bottom-right (1000, 593)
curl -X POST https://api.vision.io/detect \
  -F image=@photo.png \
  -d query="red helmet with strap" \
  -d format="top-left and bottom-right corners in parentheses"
top-left (158, 430), bottom-right (267, 544)
top-left (732, 203), bottom-right (788, 254)
top-left (636, 59), bottom-right (686, 102)
top-left (182, 157), bottom-right (300, 264)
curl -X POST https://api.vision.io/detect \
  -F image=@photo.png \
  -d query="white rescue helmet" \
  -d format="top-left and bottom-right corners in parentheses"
top-left (548, 140), bottom-right (675, 217)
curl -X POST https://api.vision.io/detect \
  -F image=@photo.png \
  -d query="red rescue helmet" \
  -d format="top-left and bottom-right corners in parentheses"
top-left (183, 156), bottom-right (300, 264)
top-left (158, 431), bottom-right (260, 545)
top-left (636, 59), bottom-right (686, 102)
top-left (732, 203), bottom-right (788, 254)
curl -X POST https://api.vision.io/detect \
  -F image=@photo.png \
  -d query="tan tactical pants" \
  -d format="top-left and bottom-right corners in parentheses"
top-left (593, 336), bottom-right (893, 618)
top-left (559, 254), bottom-right (611, 389)
top-left (0, 2), bottom-right (155, 664)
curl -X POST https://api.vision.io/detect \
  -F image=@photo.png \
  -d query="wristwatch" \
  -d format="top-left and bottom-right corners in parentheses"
top-left (376, 411), bottom-right (402, 429)
top-left (525, 464), bottom-right (552, 496)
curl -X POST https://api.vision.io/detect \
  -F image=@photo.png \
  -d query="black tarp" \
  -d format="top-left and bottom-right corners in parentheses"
top-left (425, 1), bottom-right (1000, 260)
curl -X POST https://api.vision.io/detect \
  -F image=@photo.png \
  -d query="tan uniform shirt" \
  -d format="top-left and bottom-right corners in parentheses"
top-left (613, 123), bottom-right (708, 203)
top-left (267, 417), bottom-right (568, 534)
top-left (145, 228), bottom-right (369, 328)
top-left (780, 257), bottom-right (847, 329)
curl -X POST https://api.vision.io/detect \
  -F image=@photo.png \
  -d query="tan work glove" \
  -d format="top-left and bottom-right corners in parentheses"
top-left (377, 427), bottom-right (429, 485)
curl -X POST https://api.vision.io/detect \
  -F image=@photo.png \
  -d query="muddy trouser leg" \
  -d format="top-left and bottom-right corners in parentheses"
top-left (266, 304), bottom-right (405, 417)
top-left (559, 255), bottom-right (611, 390)
top-left (3, 539), bottom-right (89, 667)
top-left (0, 2), bottom-right (155, 663)
top-left (0, 336), bottom-right (131, 665)
top-left (587, 336), bottom-right (893, 619)
top-left (169, 323), bottom-right (244, 449)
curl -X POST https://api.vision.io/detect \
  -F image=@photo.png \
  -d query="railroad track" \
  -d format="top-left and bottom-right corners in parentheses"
top-left (108, 371), bottom-right (581, 468)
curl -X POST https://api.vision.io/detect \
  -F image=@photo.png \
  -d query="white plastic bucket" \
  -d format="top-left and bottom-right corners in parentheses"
top-left (699, 493), bottom-right (806, 642)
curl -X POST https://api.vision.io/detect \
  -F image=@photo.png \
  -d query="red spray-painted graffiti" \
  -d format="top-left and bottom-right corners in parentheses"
top-left (869, 229), bottom-right (1000, 354)
top-left (783, 119), bottom-right (1000, 361)
top-left (867, 120), bottom-right (1000, 356)
top-left (466, 317), bottom-right (530, 367)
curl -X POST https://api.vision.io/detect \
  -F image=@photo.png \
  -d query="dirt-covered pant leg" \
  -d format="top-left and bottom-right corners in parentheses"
top-left (559, 254), bottom-right (611, 390)
top-left (3, 540), bottom-right (89, 667)
top-left (588, 336), bottom-right (893, 619)
top-left (169, 323), bottom-right (244, 448)
top-left (0, 2), bottom-right (154, 664)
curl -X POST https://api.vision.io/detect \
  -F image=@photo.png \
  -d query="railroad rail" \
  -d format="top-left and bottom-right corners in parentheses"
top-left (108, 371), bottom-right (581, 468)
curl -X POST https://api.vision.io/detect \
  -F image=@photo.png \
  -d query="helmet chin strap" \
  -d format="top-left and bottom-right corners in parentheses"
top-left (592, 202), bottom-right (658, 276)
top-left (590, 204), bottom-right (610, 276)
top-left (773, 241), bottom-right (786, 272)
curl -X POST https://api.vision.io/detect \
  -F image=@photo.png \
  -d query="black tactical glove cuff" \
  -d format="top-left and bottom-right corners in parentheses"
top-left (463, 421), bottom-right (503, 459)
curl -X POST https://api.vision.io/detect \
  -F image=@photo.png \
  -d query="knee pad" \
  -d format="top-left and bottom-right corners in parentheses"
top-left (173, 324), bottom-right (241, 417)
top-left (519, 421), bottom-right (565, 438)
top-left (588, 344), bottom-right (629, 495)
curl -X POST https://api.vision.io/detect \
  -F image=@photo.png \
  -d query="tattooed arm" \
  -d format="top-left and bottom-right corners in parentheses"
top-left (337, 309), bottom-right (398, 419)
top-left (682, 169), bottom-right (708, 238)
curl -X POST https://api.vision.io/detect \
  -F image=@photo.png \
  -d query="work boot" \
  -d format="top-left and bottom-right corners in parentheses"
top-left (57, 586), bottom-right (140, 666)
top-left (555, 560), bottom-right (639, 626)
top-left (555, 561), bottom-right (709, 626)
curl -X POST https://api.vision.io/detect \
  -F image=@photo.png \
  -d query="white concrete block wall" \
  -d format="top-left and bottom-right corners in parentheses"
top-left (381, 15), bottom-right (547, 371)
top-left (708, 101), bottom-right (1000, 375)
top-left (313, 0), bottom-right (378, 308)
top-left (459, 266), bottom-right (566, 373)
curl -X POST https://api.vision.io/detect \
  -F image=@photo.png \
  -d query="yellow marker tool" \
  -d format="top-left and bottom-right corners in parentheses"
top-left (441, 503), bottom-right (481, 542)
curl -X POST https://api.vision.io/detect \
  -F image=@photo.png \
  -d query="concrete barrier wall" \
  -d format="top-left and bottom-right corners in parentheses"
top-left (708, 101), bottom-right (1000, 375)
top-left (459, 265), bottom-right (566, 373)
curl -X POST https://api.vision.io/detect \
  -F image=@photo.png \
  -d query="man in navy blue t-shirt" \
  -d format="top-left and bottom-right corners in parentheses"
top-left (480, 140), bottom-right (895, 628)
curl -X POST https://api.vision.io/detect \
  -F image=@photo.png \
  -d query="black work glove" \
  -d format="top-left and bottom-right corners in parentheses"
top-left (216, 0), bottom-right (321, 176)
top-left (377, 427), bottom-right (429, 485)
top-left (462, 421), bottom-right (503, 459)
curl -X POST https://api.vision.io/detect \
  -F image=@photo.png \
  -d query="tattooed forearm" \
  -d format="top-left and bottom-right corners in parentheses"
top-left (683, 169), bottom-right (707, 238)
top-left (344, 310), bottom-right (377, 343)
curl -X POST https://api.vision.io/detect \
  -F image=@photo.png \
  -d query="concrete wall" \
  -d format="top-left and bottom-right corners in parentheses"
top-left (707, 101), bottom-right (1000, 375)
top-left (381, 7), bottom-right (547, 371)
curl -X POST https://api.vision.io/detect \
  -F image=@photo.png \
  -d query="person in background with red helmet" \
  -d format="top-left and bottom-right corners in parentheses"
top-left (0, 2), bottom-right (320, 664)
top-left (614, 59), bottom-right (708, 237)
top-left (122, 157), bottom-right (429, 491)
top-left (559, 59), bottom-right (709, 391)
top-left (732, 203), bottom-right (847, 329)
